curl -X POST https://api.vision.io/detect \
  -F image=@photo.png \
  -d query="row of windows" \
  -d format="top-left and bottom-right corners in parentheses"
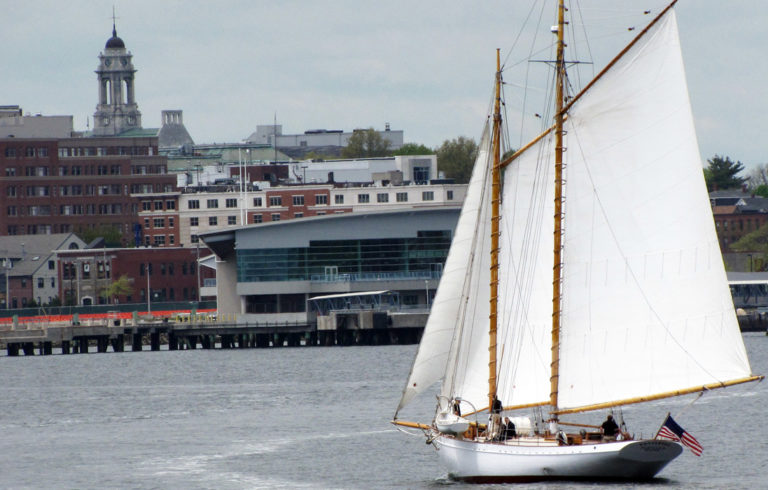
top-left (8, 203), bottom-right (126, 217)
top-left (7, 222), bottom-right (133, 236)
top-left (186, 191), bottom-right (453, 210)
top-left (237, 233), bottom-right (452, 282)
top-left (144, 217), bottom-right (176, 229)
top-left (3, 147), bottom-right (49, 158)
top-left (716, 218), bottom-right (765, 232)
top-left (4, 183), bottom-right (172, 197)
top-left (3, 164), bottom-right (164, 177)
top-left (141, 200), bottom-right (176, 211)
top-left (57, 146), bottom-right (154, 158)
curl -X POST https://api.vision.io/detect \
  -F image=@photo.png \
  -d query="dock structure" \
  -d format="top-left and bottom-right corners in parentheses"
top-left (0, 311), bottom-right (426, 356)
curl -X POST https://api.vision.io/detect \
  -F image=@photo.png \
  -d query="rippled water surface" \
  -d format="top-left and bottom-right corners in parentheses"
top-left (1, 333), bottom-right (766, 489)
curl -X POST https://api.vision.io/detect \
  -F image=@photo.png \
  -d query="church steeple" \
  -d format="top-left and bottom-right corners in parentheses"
top-left (93, 18), bottom-right (141, 136)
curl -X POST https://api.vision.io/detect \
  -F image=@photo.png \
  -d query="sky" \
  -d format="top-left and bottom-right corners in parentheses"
top-left (3, 0), bottom-right (766, 169)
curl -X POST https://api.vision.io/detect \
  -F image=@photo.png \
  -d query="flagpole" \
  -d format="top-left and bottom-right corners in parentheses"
top-left (653, 412), bottom-right (671, 439)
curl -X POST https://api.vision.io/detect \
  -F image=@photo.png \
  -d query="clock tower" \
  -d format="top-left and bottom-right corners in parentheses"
top-left (93, 22), bottom-right (142, 136)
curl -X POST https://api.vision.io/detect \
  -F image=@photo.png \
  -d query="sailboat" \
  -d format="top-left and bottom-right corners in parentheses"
top-left (393, 0), bottom-right (762, 482)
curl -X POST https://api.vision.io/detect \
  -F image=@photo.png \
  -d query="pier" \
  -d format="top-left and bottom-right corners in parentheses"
top-left (0, 312), bottom-right (426, 356)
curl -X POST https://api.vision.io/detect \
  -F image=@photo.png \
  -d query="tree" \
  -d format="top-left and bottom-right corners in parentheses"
top-left (341, 128), bottom-right (391, 158)
top-left (391, 143), bottom-right (434, 156)
top-left (704, 154), bottom-right (747, 191)
top-left (100, 275), bottom-right (134, 304)
top-left (436, 137), bottom-right (478, 184)
top-left (746, 163), bottom-right (768, 195)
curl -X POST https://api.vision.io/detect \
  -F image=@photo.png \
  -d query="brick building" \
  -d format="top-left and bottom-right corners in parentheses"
top-left (0, 134), bottom-right (176, 243)
top-left (56, 246), bottom-right (213, 306)
top-left (710, 190), bottom-right (768, 251)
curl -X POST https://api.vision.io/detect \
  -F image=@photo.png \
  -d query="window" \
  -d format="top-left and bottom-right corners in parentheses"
top-left (396, 192), bottom-right (408, 202)
top-left (153, 218), bottom-right (165, 228)
top-left (377, 193), bottom-right (389, 203)
top-left (295, 212), bottom-right (304, 218)
top-left (206, 199), bottom-right (218, 209)
top-left (253, 197), bottom-right (263, 207)
top-left (142, 201), bottom-right (152, 211)
top-left (154, 235), bottom-right (166, 246)
top-left (38, 278), bottom-right (44, 288)
top-left (168, 217), bottom-right (174, 228)
top-left (154, 201), bottom-right (163, 210)
top-left (228, 216), bottom-right (237, 225)
top-left (209, 216), bottom-right (218, 226)
top-left (253, 215), bottom-right (263, 223)
top-left (144, 218), bottom-right (150, 229)
top-left (292, 195), bottom-right (305, 206)
top-left (166, 200), bottom-right (176, 210)
top-left (188, 199), bottom-right (199, 209)
top-left (271, 214), bottom-right (281, 221)
top-left (315, 194), bottom-right (328, 205)
top-left (191, 234), bottom-right (199, 244)
top-left (358, 193), bottom-right (370, 203)
top-left (422, 191), bottom-right (434, 201)
top-left (269, 196), bottom-right (282, 207)
top-left (48, 260), bottom-right (54, 270)
top-left (5, 147), bottom-right (16, 157)
top-left (335, 195), bottom-right (344, 204)
top-left (226, 198), bottom-right (237, 208)
top-left (447, 190), bottom-right (454, 200)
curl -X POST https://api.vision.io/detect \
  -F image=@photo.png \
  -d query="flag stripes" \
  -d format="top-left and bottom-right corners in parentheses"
top-left (656, 414), bottom-right (703, 456)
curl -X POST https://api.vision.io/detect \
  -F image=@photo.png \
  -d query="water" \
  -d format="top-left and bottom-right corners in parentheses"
top-left (1, 334), bottom-right (766, 489)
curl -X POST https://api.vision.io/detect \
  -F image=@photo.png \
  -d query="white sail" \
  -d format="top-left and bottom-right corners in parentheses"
top-left (395, 124), bottom-right (492, 415)
top-left (495, 133), bottom-right (557, 407)
top-left (555, 10), bottom-right (753, 410)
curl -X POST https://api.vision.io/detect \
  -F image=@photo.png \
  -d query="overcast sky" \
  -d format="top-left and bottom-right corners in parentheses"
top-left (3, 1), bottom-right (766, 168)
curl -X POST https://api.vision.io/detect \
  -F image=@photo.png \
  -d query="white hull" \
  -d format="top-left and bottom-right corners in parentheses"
top-left (433, 435), bottom-right (682, 482)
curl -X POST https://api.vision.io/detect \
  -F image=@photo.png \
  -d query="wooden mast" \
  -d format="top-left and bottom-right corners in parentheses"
top-left (488, 49), bottom-right (502, 410)
top-left (550, 0), bottom-right (566, 419)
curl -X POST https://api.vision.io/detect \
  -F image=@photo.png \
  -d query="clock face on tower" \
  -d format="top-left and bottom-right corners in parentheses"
top-left (121, 58), bottom-right (128, 66)
top-left (105, 59), bottom-right (111, 67)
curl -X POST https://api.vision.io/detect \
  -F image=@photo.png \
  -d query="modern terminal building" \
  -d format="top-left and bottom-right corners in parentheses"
top-left (200, 207), bottom-right (460, 334)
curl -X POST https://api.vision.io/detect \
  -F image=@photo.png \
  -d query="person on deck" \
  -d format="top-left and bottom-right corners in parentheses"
top-left (452, 398), bottom-right (461, 416)
top-left (502, 417), bottom-right (517, 440)
top-left (601, 414), bottom-right (619, 440)
top-left (489, 396), bottom-right (503, 439)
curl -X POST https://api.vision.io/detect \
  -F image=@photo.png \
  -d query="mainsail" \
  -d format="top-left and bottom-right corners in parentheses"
top-left (397, 8), bottom-right (756, 419)
top-left (554, 9), bottom-right (753, 412)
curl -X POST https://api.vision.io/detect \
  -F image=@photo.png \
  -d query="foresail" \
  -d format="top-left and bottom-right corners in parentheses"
top-left (395, 123), bottom-right (492, 416)
top-left (556, 9), bottom-right (754, 411)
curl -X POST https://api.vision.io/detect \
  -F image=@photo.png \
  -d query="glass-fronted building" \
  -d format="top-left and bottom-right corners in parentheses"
top-left (201, 207), bottom-right (460, 323)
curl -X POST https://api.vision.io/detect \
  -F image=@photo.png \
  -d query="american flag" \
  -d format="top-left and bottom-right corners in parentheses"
top-left (656, 414), bottom-right (703, 456)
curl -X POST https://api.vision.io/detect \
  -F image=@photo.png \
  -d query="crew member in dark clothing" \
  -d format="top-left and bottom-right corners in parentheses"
top-left (601, 414), bottom-right (619, 439)
top-left (502, 417), bottom-right (517, 440)
top-left (490, 396), bottom-right (503, 439)
top-left (452, 398), bottom-right (461, 416)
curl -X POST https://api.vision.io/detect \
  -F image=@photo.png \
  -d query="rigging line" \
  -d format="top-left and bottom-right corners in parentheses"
top-left (497, 128), bottom-right (554, 398)
top-left (518, 0), bottom-right (553, 149)
top-left (501, 0), bottom-right (545, 69)
top-left (566, 123), bottom-right (723, 382)
top-left (571, 0), bottom-right (597, 85)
